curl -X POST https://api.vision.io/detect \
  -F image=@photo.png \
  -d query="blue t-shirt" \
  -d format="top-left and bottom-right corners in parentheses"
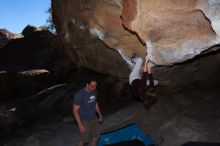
top-left (73, 88), bottom-right (97, 121)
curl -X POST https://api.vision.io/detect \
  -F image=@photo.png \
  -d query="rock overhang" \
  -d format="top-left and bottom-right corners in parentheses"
top-left (52, 0), bottom-right (220, 77)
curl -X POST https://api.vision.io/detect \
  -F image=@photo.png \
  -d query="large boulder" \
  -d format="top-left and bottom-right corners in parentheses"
top-left (0, 27), bottom-right (66, 100)
top-left (121, 0), bottom-right (220, 65)
top-left (153, 48), bottom-right (220, 92)
top-left (0, 29), bottom-right (55, 69)
top-left (21, 25), bottom-right (47, 36)
top-left (0, 29), bottom-right (22, 48)
top-left (52, 0), bottom-right (220, 78)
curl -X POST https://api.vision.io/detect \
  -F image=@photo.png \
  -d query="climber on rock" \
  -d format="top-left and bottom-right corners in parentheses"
top-left (117, 49), bottom-right (158, 110)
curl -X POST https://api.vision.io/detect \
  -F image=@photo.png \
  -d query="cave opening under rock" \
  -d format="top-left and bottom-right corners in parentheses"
top-left (1, 0), bottom-right (220, 146)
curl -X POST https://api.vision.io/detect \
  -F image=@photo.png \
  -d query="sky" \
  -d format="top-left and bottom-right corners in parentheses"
top-left (0, 0), bottom-right (51, 34)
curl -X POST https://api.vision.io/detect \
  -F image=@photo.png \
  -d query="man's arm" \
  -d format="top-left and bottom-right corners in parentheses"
top-left (144, 55), bottom-right (150, 73)
top-left (146, 57), bottom-right (154, 88)
top-left (73, 104), bottom-right (86, 133)
top-left (95, 103), bottom-right (103, 122)
top-left (141, 55), bottom-right (149, 81)
top-left (143, 55), bottom-right (154, 87)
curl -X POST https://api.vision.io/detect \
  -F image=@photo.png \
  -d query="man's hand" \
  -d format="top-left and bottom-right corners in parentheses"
top-left (98, 115), bottom-right (104, 123)
top-left (79, 123), bottom-right (87, 134)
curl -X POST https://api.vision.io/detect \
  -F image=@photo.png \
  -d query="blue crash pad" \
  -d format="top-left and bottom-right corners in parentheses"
top-left (97, 123), bottom-right (155, 146)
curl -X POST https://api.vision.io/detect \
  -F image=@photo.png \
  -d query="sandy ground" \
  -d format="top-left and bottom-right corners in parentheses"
top-left (3, 87), bottom-right (220, 146)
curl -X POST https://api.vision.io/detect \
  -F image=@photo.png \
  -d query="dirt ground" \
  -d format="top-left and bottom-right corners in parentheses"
top-left (2, 87), bottom-right (220, 146)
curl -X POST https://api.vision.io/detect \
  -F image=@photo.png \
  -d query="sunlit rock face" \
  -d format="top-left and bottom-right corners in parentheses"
top-left (21, 25), bottom-right (47, 36)
top-left (0, 29), bottom-right (23, 48)
top-left (121, 0), bottom-right (220, 65)
top-left (52, 0), bottom-right (220, 77)
top-left (52, 0), bottom-right (131, 79)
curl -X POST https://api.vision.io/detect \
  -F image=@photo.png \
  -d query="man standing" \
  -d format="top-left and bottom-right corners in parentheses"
top-left (73, 77), bottom-right (103, 146)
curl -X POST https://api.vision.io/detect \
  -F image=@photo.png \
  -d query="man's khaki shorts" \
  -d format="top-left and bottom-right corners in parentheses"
top-left (80, 119), bottom-right (100, 143)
